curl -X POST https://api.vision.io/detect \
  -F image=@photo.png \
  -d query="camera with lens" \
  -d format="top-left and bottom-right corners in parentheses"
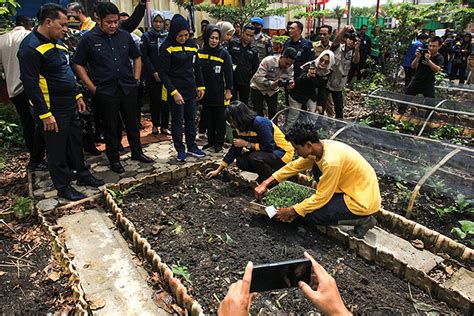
top-left (345, 30), bottom-right (359, 41)
top-left (417, 47), bottom-right (429, 55)
top-left (278, 79), bottom-right (291, 87)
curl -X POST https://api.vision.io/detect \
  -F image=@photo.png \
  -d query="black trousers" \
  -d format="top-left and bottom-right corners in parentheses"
top-left (40, 108), bottom-right (89, 190)
top-left (95, 87), bottom-right (143, 163)
top-left (10, 91), bottom-right (45, 164)
top-left (320, 89), bottom-right (344, 119)
top-left (450, 62), bottom-right (468, 84)
top-left (203, 105), bottom-right (226, 146)
top-left (305, 193), bottom-right (365, 226)
top-left (236, 151), bottom-right (285, 182)
top-left (232, 84), bottom-right (250, 105)
top-left (251, 88), bottom-right (278, 119)
top-left (403, 66), bottom-right (415, 88)
top-left (147, 80), bottom-right (169, 129)
top-left (400, 83), bottom-right (435, 115)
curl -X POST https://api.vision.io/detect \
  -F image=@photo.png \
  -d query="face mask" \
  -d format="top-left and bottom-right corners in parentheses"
top-left (254, 27), bottom-right (261, 35)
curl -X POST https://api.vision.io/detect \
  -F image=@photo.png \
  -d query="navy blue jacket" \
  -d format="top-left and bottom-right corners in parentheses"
top-left (284, 37), bottom-right (315, 79)
top-left (73, 26), bottom-right (141, 96)
top-left (140, 30), bottom-right (167, 80)
top-left (18, 29), bottom-right (80, 119)
top-left (228, 38), bottom-right (259, 86)
top-left (221, 116), bottom-right (294, 167)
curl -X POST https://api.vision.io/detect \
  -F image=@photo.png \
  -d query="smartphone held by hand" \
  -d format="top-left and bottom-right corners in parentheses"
top-left (250, 259), bottom-right (312, 292)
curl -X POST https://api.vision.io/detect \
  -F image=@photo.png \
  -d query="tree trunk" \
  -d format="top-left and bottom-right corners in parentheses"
top-left (337, 17), bottom-right (341, 31)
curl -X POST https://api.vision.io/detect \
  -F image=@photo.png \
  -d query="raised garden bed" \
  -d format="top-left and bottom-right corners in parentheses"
top-left (106, 166), bottom-right (458, 315)
top-left (379, 175), bottom-right (474, 247)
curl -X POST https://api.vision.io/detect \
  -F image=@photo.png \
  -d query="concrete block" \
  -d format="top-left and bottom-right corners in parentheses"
top-left (440, 268), bottom-right (474, 313)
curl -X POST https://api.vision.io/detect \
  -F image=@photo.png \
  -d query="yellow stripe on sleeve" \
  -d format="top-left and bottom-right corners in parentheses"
top-left (38, 75), bottom-right (50, 110)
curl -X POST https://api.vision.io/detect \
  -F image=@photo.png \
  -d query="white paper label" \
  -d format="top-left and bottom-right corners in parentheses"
top-left (265, 205), bottom-right (277, 219)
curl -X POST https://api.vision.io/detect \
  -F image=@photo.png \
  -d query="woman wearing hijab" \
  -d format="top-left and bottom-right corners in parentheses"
top-left (216, 21), bottom-right (235, 49)
top-left (198, 25), bottom-right (233, 153)
top-left (288, 50), bottom-right (335, 124)
top-left (141, 11), bottom-right (170, 136)
top-left (158, 14), bottom-right (206, 162)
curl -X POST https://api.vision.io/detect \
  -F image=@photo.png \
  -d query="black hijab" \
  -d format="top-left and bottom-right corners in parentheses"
top-left (203, 24), bottom-right (221, 53)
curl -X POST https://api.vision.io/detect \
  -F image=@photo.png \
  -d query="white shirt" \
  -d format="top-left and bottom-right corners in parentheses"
top-left (0, 26), bottom-right (31, 98)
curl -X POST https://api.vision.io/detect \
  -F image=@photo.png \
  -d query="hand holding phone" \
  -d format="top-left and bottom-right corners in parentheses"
top-left (250, 258), bottom-right (312, 292)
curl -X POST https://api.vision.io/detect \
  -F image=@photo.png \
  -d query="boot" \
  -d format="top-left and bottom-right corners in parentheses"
top-left (338, 216), bottom-right (377, 239)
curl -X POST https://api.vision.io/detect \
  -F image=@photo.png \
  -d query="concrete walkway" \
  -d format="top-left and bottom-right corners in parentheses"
top-left (58, 208), bottom-right (169, 315)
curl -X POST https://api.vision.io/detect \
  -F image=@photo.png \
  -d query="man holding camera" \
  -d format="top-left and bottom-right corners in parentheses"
top-left (405, 37), bottom-right (444, 100)
top-left (322, 25), bottom-right (360, 119)
top-left (250, 48), bottom-right (296, 119)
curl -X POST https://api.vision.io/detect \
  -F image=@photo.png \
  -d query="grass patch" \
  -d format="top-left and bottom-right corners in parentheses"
top-left (262, 181), bottom-right (315, 208)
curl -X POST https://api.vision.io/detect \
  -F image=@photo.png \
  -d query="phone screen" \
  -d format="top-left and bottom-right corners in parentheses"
top-left (250, 259), bottom-right (312, 292)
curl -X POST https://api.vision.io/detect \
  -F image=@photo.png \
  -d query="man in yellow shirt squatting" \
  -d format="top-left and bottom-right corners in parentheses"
top-left (255, 120), bottom-right (381, 238)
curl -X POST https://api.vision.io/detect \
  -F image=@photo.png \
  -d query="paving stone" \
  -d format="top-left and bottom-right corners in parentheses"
top-left (137, 165), bottom-right (154, 173)
top-left (341, 226), bottom-right (443, 273)
top-left (44, 190), bottom-right (58, 199)
top-left (443, 267), bottom-right (474, 301)
top-left (92, 165), bottom-right (110, 173)
top-left (118, 177), bottom-right (136, 184)
top-left (95, 171), bottom-right (121, 184)
top-left (34, 189), bottom-right (46, 198)
top-left (122, 170), bottom-right (138, 179)
top-left (136, 172), bottom-right (151, 179)
top-left (57, 208), bottom-right (168, 315)
top-left (240, 171), bottom-right (259, 182)
top-left (36, 198), bottom-right (59, 212)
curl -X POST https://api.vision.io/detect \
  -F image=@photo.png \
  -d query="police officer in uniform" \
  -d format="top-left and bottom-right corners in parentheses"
top-left (251, 17), bottom-right (273, 63)
top-left (228, 24), bottom-right (259, 105)
top-left (284, 21), bottom-right (315, 79)
top-left (18, 4), bottom-right (104, 201)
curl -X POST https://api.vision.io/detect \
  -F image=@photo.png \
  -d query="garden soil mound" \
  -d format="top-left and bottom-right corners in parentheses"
top-left (121, 174), bottom-right (456, 314)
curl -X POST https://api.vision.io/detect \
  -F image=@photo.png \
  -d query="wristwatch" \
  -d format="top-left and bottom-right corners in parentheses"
top-left (246, 142), bottom-right (252, 150)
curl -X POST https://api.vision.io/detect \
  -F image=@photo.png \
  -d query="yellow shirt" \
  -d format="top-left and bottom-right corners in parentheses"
top-left (80, 17), bottom-right (96, 33)
top-left (272, 140), bottom-right (381, 217)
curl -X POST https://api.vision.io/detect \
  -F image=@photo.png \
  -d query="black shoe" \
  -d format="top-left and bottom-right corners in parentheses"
top-left (348, 216), bottom-right (377, 239)
top-left (214, 144), bottom-right (223, 153)
top-left (110, 162), bottom-right (125, 174)
top-left (202, 143), bottom-right (215, 150)
top-left (57, 186), bottom-right (86, 201)
top-left (94, 133), bottom-right (105, 143)
top-left (28, 160), bottom-right (48, 171)
top-left (84, 145), bottom-right (102, 156)
top-left (131, 153), bottom-right (154, 163)
top-left (77, 174), bottom-right (105, 187)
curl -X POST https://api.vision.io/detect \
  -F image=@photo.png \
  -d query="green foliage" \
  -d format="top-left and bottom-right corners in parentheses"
top-left (0, 0), bottom-right (20, 34)
top-left (352, 69), bottom-right (388, 94)
top-left (451, 220), bottom-right (474, 246)
top-left (397, 120), bottom-right (416, 133)
top-left (430, 125), bottom-right (464, 144)
top-left (435, 194), bottom-right (474, 217)
top-left (168, 220), bottom-right (183, 235)
top-left (107, 183), bottom-right (142, 206)
top-left (271, 35), bottom-right (288, 45)
top-left (262, 181), bottom-right (315, 208)
top-left (0, 105), bottom-right (24, 149)
top-left (195, 0), bottom-right (296, 27)
top-left (171, 262), bottom-right (192, 284)
top-left (12, 194), bottom-right (33, 219)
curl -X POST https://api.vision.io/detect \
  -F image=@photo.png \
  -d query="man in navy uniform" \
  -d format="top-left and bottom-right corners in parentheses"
top-left (73, 2), bottom-right (153, 174)
top-left (18, 3), bottom-right (104, 201)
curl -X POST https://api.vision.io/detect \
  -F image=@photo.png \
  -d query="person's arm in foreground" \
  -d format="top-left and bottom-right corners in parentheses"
top-left (218, 261), bottom-right (254, 316)
top-left (218, 252), bottom-right (351, 316)
top-left (299, 252), bottom-right (352, 316)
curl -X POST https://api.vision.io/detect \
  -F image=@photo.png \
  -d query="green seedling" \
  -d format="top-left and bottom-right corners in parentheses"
top-left (435, 194), bottom-right (474, 217)
top-left (12, 195), bottom-right (33, 219)
top-left (451, 220), bottom-right (474, 246)
top-left (168, 220), bottom-right (183, 235)
top-left (171, 262), bottom-right (192, 284)
top-left (107, 183), bottom-right (142, 206)
top-left (397, 120), bottom-right (416, 133)
top-left (262, 181), bottom-right (315, 208)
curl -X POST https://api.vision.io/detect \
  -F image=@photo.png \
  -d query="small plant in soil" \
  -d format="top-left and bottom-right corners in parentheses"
top-left (451, 220), bottom-right (474, 247)
top-left (435, 194), bottom-right (474, 217)
top-left (12, 194), bottom-right (33, 219)
top-left (168, 220), bottom-right (183, 235)
top-left (107, 183), bottom-right (142, 206)
top-left (172, 262), bottom-right (192, 284)
top-left (262, 181), bottom-right (315, 208)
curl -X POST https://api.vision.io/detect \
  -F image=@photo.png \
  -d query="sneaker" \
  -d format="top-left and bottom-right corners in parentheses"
top-left (177, 152), bottom-right (187, 162)
top-left (187, 147), bottom-right (206, 158)
top-left (348, 216), bottom-right (377, 239)
top-left (202, 143), bottom-right (214, 150)
top-left (28, 160), bottom-right (48, 171)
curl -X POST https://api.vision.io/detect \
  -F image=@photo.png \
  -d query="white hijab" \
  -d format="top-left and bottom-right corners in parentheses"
top-left (301, 49), bottom-right (335, 76)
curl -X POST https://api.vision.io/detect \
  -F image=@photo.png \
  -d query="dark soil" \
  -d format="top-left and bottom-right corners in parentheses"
top-left (121, 174), bottom-right (457, 314)
top-left (0, 217), bottom-right (75, 315)
top-left (379, 175), bottom-right (474, 246)
top-left (0, 150), bottom-right (29, 216)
